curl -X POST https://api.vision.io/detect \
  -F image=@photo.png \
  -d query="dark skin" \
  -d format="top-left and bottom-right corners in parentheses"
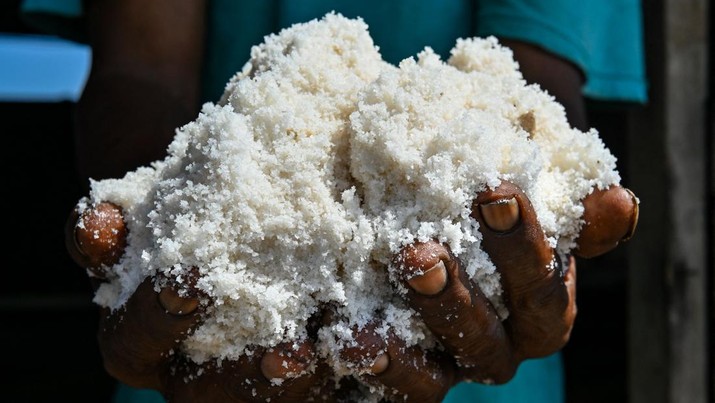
top-left (75, 0), bottom-right (204, 181)
top-left (69, 0), bottom-right (639, 401)
top-left (69, 185), bottom-right (637, 402)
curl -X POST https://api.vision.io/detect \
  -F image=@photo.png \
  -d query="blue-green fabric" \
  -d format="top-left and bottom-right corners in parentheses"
top-left (20, 1), bottom-right (641, 402)
top-left (203, 0), bottom-right (646, 102)
top-left (21, 0), bottom-right (82, 20)
top-left (21, 0), bottom-right (646, 103)
top-left (202, 0), bottom-right (475, 102)
top-left (111, 353), bottom-right (564, 403)
top-left (443, 353), bottom-right (565, 403)
top-left (21, 0), bottom-right (85, 42)
top-left (475, 0), bottom-right (647, 101)
top-left (112, 385), bottom-right (164, 403)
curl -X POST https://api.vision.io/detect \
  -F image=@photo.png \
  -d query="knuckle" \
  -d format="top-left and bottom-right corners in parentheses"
top-left (98, 322), bottom-right (165, 390)
top-left (490, 363), bottom-right (518, 384)
top-left (102, 354), bottom-right (159, 390)
top-left (461, 360), bottom-right (517, 385)
top-left (339, 327), bottom-right (386, 373)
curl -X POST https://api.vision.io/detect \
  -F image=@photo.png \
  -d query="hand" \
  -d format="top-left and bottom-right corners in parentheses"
top-left (66, 203), bottom-right (333, 403)
top-left (336, 182), bottom-right (638, 402)
top-left (66, 180), bottom-right (638, 402)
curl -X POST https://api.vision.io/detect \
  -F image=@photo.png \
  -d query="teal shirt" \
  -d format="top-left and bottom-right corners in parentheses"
top-left (21, 1), bottom-right (645, 402)
top-left (112, 353), bottom-right (564, 403)
top-left (200, 0), bottom-right (646, 103)
top-left (23, 0), bottom-right (646, 103)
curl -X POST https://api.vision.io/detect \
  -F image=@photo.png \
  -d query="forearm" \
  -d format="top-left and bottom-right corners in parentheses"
top-left (75, 73), bottom-right (197, 181)
top-left (76, 0), bottom-right (206, 182)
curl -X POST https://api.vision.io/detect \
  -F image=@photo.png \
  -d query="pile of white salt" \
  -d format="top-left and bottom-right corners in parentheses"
top-left (83, 13), bottom-right (619, 373)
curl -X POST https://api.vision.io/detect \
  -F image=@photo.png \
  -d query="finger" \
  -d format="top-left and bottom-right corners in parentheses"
top-left (169, 340), bottom-right (323, 403)
top-left (575, 186), bottom-right (639, 258)
top-left (98, 277), bottom-right (202, 391)
top-left (157, 266), bottom-right (204, 315)
top-left (472, 181), bottom-right (572, 359)
top-left (564, 256), bottom-right (577, 335)
top-left (340, 323), bottom-right (455, 402)
top-left (260, 340), bottom-right (316, 382)
top-left (395, 242), bottom-right (517, 383)
top-left (66, 202), bottom-right (127, 277)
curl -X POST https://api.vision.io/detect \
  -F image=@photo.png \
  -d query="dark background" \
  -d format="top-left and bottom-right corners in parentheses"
top-left (1, 1), bottom-right (710, 402)
top-left (1, 3), bottom-right (115, 401)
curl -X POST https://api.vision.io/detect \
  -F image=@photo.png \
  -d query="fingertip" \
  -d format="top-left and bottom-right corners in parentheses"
top-left (406, 260), bottom-right (448, 295)
top-left (370, 335), bottom-right (455, 402)
top-left (397, 241), bottom-right (452, 295)
top-left (158, 287), bottom-right (199, 316)
top-left (478, 197), bottom-right (520, 233)
top-left (65, 207), bottom-right (92, 270)
top-left (339, 323), bottom-right (388, 375)
top-left (157, 267), bottom-right (205, 315)
top-left (72, 202), bottom-right (127, 269)
top-left (368, 353), bottom-right (390, 375)
top-left (622, 188), bottom-right (639, 242)
top-left (575, 186), bottom-right (639, 258)
top-left (472, 182), bottom-right (537, 238)
top-left (260, 341), bottom-right (315, 381)
top-left (397, 241), bottom-right (450, 271)
top-left (471, 181), bottom-right (553, 286)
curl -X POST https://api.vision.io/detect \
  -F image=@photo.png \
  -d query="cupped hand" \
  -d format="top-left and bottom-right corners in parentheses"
top-left (66, 181), bottom-right (638, 402)
top-left (66, 202), bottom-right (332, 403)
top-left (339, 182), bottom-right (638, 402)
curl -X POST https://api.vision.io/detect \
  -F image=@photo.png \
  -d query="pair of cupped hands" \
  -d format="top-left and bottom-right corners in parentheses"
top-left (67, 181), bottom-right (638, 402)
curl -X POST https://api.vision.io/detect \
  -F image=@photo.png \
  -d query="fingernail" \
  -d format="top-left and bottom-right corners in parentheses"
top-left (158, 287), bottom-right (199, 315)
top-left (407, 260), bottom-right (447, 295)
top-left (260, 344), bottom-right (312, 380)
top-left (342, 347), bottom-right (389, 375)
top-left (339, 323), bottom-right (389, 375)
top-left (369, 353), bottom-right (390, 374)
top-left (74, 202), bottom-right (127, 268)
top-left (479, 197), bottom-right (520, 232)
top-left (621, 188), bottom-right (639, 242)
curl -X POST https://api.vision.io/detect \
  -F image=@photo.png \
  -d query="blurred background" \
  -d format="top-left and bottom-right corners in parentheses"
top-left (0, 2), bottom-right (112, 401)
top-left (0, 1), bottom-right (711, 402)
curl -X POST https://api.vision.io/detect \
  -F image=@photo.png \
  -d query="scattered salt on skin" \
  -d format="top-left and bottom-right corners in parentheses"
top-left (82, 12), bottom-right (620, 397)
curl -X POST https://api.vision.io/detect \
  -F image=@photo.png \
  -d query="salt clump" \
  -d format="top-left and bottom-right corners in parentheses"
top-left (83, 13), bottom-right (619, 372)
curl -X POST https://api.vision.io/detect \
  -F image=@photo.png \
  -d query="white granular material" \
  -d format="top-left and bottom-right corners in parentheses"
top-left (86, 13), bottom-right (619, 371)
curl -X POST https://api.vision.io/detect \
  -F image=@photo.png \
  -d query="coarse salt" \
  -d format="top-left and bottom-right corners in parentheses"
top-left (84, 13), bottom-right (619, 393)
